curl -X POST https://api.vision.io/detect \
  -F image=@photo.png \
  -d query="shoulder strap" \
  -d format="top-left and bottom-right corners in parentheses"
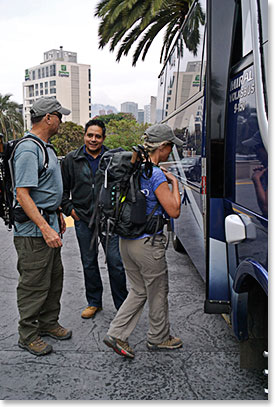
top-left (9, 135), bottom-right (49, 174)
top-left (23, 135), bottom-right (49, 172)
top-left (8, 135), bottom-right (50, 194)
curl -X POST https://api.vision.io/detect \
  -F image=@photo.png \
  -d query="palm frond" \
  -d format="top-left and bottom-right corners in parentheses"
top-left (132, 17), bottom-right (169, 65)
top-left (95, 0), bottom-right (195, 65)
top-left (150, 0), bottom-right (165, 15)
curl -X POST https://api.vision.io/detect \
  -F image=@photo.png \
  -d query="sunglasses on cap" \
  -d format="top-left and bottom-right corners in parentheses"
top-left (50, 112), bottom-right (62, 122)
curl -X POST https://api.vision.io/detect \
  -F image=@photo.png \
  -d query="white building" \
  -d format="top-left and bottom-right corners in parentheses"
top-left (23, 46), bottom-right (91, 129)
top-left (150, 96), bottom-right (157, 124)
top-left (120, 101), bottom-right (138, 120)
top-left (144, 96), bottom-right (157, 124)
top-left (144, 104), bottom-right (151, 123)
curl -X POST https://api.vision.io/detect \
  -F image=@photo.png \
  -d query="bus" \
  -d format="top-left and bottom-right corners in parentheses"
top-left (157, 0), bottom-right (268, 371)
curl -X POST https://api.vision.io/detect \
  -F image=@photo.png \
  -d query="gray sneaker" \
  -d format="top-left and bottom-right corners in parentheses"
top-left (103, 335), bottom-right (135, 359)
top-left (147, 335), bottom-right (183, 350)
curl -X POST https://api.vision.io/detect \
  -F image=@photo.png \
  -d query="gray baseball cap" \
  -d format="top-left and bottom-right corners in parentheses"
top-left (30, 97), bottom-right (71, 117)
top-left (144, 124), bottom-right (183, 146)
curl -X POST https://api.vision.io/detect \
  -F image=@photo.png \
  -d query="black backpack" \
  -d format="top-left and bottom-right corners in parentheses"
top-left (0, 134), bottom-right (49, 229)
top-left (89, 145), bottom-right (168, 250)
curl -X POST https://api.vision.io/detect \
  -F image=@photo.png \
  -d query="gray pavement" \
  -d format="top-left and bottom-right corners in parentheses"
top-left (0, 222), bottom-right (266, 400)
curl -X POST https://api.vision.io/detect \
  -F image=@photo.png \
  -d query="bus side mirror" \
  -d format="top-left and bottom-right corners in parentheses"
top-left (225, 214), bottom-right (257, 245)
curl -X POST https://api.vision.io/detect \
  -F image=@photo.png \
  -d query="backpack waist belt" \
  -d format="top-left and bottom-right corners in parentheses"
top-left (13, 206), bottom-right (59, 224)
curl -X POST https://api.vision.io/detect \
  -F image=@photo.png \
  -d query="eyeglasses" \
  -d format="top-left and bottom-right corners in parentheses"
top-left (50, 112), bottom-right (62, 123)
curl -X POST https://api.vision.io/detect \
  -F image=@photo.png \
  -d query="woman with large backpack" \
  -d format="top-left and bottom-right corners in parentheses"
top-left (103, 123), bottom-right (183, 359)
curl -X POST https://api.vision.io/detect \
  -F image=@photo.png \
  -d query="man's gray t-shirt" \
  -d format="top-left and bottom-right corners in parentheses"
top-left (13, 133), bottom-right (63, 237)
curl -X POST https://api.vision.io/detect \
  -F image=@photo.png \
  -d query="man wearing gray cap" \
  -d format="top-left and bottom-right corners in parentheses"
top-left (13, 97), bottom-right (72, 356)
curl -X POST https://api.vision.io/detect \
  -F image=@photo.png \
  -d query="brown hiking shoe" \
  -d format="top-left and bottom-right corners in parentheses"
top-left (103, 335), bottom-right (135, 359)
top-left (18, 337), bottom-right (52, 356)
top-left (147, 335), bottom-right (183, 350)
top-left (81, 306), bottom-right (102, 319)
top-left (40, 324), bottom-right (72, 340)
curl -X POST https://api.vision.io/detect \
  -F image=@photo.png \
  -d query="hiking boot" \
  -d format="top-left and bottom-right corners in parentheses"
top-left (147, 335), bottom-right (183, 350)
top-left (40, 324), bottom-right (72, 340)
top-left (81, 306), bottom-right (102, 319)
top-left (18, 337), bottom-right (52, 356)
top-left (103, 334), bottom-right (135, 359)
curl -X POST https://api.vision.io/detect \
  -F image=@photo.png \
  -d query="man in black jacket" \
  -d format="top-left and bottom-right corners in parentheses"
top-left (61, 119), bottom-right (128, 318)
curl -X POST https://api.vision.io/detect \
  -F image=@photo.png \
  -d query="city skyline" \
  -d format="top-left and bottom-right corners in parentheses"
top-left (0, 0), bottom-right (163, 112)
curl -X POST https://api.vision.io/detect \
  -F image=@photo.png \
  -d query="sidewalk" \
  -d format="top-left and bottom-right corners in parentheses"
top-left (0, 222), bottom-right (266, 400)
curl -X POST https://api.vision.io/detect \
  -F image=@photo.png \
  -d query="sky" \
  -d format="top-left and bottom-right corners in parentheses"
top-left (0, 0), bottom-right (164, 111)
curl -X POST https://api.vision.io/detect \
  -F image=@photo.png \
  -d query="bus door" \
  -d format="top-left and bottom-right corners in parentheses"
top-left (223, 0), bottom-right (268, 350)
top-left (205, 0), bottom-right (268, 328)
top-left (157, 0), bottom-right (207, 278)
top-left (204, 0), bottom-right (236, 314)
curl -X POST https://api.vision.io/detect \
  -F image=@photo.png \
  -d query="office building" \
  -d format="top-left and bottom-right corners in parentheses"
top-left (144, 104), bottom-right (151, 123)
top-left (150, 96), bottom-right (157, 124)
top-left (121, 101), bottom-right (138, 120)
top-left (138, 109), bottom-right (145, 124)
top-left (144, 96), bottom-right (157, 124)
top-left (23, 46), bottom-right (91, 129)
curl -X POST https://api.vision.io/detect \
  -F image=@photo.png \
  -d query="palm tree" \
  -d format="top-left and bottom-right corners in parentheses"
top-left (95, 0), bottom-right (194, 66)
top-left (0, 94), bottom-right (24, 141)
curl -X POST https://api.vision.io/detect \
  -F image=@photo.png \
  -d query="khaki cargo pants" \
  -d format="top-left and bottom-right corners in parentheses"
top-left (14, 236), bottom-right (64, 344)
top-left (108, 234), bottom-right (170, 344)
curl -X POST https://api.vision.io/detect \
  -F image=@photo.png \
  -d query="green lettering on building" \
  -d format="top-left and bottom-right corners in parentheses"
top-left (59, 71), bottom-right (70, 77)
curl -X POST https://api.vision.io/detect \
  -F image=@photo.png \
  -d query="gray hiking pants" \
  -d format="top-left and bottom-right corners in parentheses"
top-left (107, 234), bottom-right (170, 344)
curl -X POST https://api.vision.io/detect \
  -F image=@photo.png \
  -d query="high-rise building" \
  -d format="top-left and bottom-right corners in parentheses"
top-left (23, 46), bottom-right (91, 129)
top-left (144, 104), bottom-right (151, 123)
top-left (150, 96), bottom-right (157, 124)
top-left (120, 101), bottom-right (138, 120)
top-left (138, 109), bottom-right (145, 124)
top-left (144, 96), bottom-right (157, 124)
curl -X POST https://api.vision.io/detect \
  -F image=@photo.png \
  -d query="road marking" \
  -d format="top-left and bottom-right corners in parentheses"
top-left (236, 181), bottom-right (253, 185)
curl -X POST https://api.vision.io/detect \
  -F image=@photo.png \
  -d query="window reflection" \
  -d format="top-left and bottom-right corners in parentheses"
top-left (227, 65), bottom-right (268, 218)
top-left (162, 98), bottom-right (203, 185)
top-left (241, 0), bottom-right (253, 56)
top-left (156, 67), bottom-right (166, 122)
top-left (176, 0), bottom-right (206, 108)
top-left (156, 0), bottom-right (206, 121)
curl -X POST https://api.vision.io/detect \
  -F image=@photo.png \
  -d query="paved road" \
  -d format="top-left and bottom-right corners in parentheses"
top-left (0, 221), bottom-right (266, 400)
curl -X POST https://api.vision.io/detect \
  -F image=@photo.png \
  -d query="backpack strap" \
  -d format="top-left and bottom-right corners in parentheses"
top-left (147, 202), bottom-right (161, 246)
top-left (8, 135), bottom-right (49, 191)
top-left (8, 136), bottom-right (51, 220)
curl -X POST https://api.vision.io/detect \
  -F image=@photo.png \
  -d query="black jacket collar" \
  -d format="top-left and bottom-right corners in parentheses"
top-left (73, 144), bottom-right (108, 160)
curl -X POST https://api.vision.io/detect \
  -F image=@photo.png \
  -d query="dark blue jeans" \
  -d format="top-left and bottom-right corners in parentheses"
top-left (74, 219), bottom-right (128, 310)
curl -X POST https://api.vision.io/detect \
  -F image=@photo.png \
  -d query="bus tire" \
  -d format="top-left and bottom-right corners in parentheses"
top-left (240, 282), bottom-right (268, 369)
top-left (172, 233), bottom-right (187, 253)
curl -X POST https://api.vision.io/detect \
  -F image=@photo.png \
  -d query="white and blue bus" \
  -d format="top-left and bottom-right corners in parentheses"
top-left (157, 0), bottom-right (268, 369)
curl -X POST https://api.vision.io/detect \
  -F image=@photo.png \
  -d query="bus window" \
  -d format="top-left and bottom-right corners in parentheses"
top-left (176, 0), bottom-right (206, 109)
top-left (241, 0), bottom-right (253, 56)
top-left (260, 0), bottom-right (268, 44)
top-left (226, 0), bottom-right (268, 219)
top-left (227, 67), bottom-right (267, 218)
top-left (163, 46), bottom-right (179, 118)
top-left (156, 66), bottom-right (167, 122)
